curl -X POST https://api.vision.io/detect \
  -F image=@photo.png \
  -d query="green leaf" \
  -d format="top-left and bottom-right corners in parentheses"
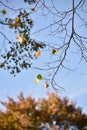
top-left (37, 74), bottom-right (42, 80)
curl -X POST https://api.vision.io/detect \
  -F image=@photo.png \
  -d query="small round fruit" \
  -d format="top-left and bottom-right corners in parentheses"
top-left (30, 8), bottom-right (35, 12)
top-left (35, 51), bottom-right (41, 57)
top-left (37, 74), bottom-right (42, 80)
top-left (2, 9), bottom-right (7, 15)
top-left (44, 83), bottom-right (49, 88)
top-left (52, 49), bottom-right (57, 55)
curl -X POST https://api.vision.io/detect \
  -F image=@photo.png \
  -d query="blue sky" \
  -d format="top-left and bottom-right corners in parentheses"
top-left (0, 0), bottom-right (87, 114)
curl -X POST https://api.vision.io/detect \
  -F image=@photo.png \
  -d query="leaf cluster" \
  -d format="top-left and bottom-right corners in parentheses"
top-left (0, 10), bottom-right (45, 75)
top-left (0, 93), bottom-right (87, 130)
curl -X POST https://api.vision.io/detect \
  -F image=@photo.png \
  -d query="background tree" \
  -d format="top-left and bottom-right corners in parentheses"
top-left (0, 0), bottom-right (87, 90)
top-left (0, 92), bottom-right (87, 130)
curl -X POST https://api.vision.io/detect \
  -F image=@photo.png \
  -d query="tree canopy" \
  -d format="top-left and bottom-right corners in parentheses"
top-left (0, 0), bottom-right (87, 90)
top-left (0, 92), bottom-right (87, 130)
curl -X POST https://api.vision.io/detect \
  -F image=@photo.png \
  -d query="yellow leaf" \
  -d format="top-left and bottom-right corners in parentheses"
top-left (15, 17), bottom-right (20, 23)
top-left (35, 78), bottom-right (40, 84)
top-left (16, 36), bottom-right (26, 45)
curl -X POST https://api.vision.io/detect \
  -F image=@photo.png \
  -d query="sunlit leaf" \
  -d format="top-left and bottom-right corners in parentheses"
top-left (16, 36), bottom-right (26, 45)
top-left (15, 17), bottom-right (20, 23)
top-left (35, 78), bottom-right (40, 84)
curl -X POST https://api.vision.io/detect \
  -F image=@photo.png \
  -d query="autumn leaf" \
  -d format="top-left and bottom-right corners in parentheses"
top-left (16, 36), bottom-right (26, 45)
top-left (15, 17), bottom-right (20, 23)
top-left (0, 92), bottom-right (87, 129)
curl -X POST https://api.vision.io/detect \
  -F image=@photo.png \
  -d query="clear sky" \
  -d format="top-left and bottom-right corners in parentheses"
top-left (0, 0), bottom-right (87, 114)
